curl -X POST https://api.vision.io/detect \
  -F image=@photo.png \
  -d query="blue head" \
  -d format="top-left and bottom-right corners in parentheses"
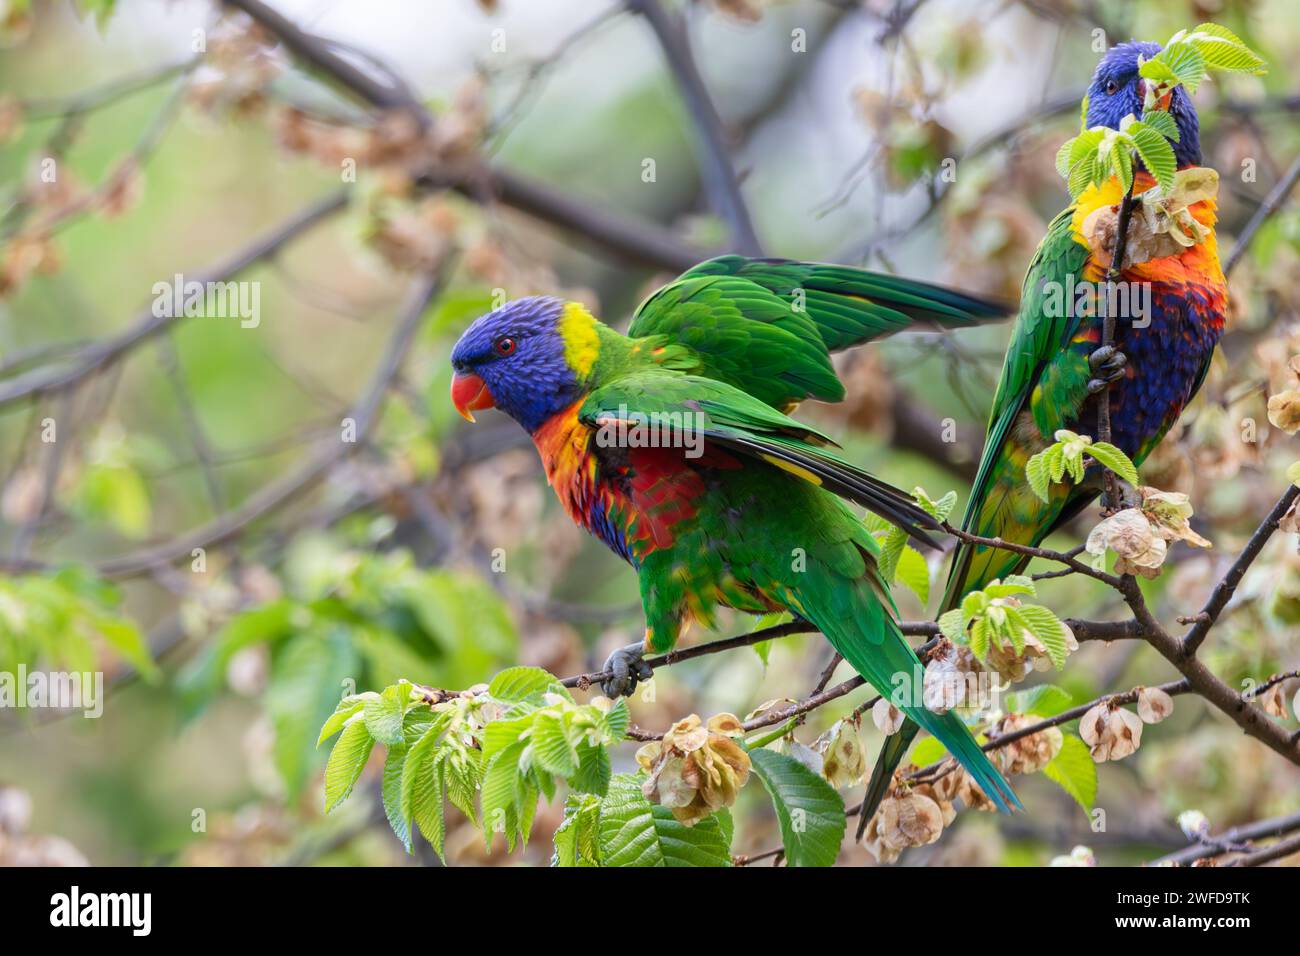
top-left (1085, 40), bottom-right (1201, 168)
top-left (449, 296), bottom-right (599, 433)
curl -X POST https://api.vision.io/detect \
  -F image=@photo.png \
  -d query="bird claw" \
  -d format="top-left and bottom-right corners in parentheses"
top-left (600, 642), bottom-right (653, 698)
top-left (1087, 345), bottom-right (1127, 393)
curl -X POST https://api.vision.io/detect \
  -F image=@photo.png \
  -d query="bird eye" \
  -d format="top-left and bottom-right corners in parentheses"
top-left (1105, 79), bottom-right (1120, 95)
top-left (493, 335), bottom-right (517, 357)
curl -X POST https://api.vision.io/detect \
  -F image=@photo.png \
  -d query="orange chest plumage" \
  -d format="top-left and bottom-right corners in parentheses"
top-left (530, 402), bottom-right (706, 565)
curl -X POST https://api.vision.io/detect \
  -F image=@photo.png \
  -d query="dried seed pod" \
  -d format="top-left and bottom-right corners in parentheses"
top-left (1137, 686), bottom-right (1175, 724)
top-left (872, 698), bottom-right (905, 735)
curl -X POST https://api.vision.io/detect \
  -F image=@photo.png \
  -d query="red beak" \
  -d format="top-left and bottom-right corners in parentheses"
top-left (451, 372), bottom-right (495, 422)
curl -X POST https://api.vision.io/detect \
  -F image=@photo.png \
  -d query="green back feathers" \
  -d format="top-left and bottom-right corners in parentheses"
top-left (628, 255), bottom-right (1010, 410)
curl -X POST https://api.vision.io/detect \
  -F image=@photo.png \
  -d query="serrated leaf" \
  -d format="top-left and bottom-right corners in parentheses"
top-left (318, 693), bottom-right (374, 746)
top-left (444, 748), bottom-right (482, 825)
top-left (1067, 153), bottom-right (1098, 197)
top-left (1042, 733), bottom-right (1097, 810)
top-left (489, 666), bottom-right (568, 703)
top-left (1015, 604), bottom-right (1072, 668)
top-left (553, 793), bottom-right (602, 867)
top-left (413, 752), bottom-right (446, 859)
top-left (1141, 108), bottom-right (1179, 142)
top-left (1025, 451), bottom-right (1051, 502)
top-left (532, 711), bottom-right (579, 777)
top-left (1161, 42), bottom-right (1207, 92)
top-left (382, 743), bottom-right (412, 852)
top-left (1086, 441), bottom-right (1140, 486)
top-left (362, 686), bottom-right (406, 746)
top-left (1110, 138), bottom-right (1134, 193)
top-left (748, 748), bottom-right (846, 867)
top-left (969, 616), bottom-right (991, 661)
top-left (893, 545), bottom-right (930, 606)
top-left (937, 608), bottom-right (967, 643)
top-left (324, 717), bottom-right (373, 813)
top-left (1047, 445), bottom-right (1068, 484)
top-left (1129, 124), bottom-right (1177, 193)
top-left (602, 697), bottom-right (630, 741)
top-left (480, 739), bottom-right (528, 852)
top-left (1139, 57), bottom-right (1180, 85)
top-left (877, 525), bottom-right (909, 585)
top-left (1186, 24), bottom-right (1266, 73)
top-left (571, 739), bottom-right (612, 796)
top-left (596, 774), bottom-right (731, 867)
top-left (400, 713), bottom-right (452, 853)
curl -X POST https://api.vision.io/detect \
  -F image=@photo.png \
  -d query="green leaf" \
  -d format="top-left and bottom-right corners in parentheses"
top-left (553, 793), bottom-right (602, 867)
top-left (480, 739), bottom-right (529, 852)
top-left (489, 666), bottom-right (568, 703)
top-left (1161, 41), bottom-right (1207, 92)
top-left (984, 574), bottom-right (1036, 599)
top-left (382, 743), bottom-right (412, 852)
top-left (1042, 733), bottom-right (1098, 810)
top-left (1067, 152), bottom-right (1098, 197)
top-left (748, 748), bottom-right (846, 867)
top-left (937, 608), bottom-right (967, 643)
top-left (95, 618), bottom-right (160, 682)
top-left (1005, 684), bottom-right (1074, 718)
top-left (1138, 57), bottom-right (1180, 86)
top-left (1128, 124), bottom-right (1177, 193)
top-left (1141, 108), bottom-right (1179, 142)
top-left (444, 748), bottom-right (482, 825)
top-left (531, 710), bottom-right (579, 777)
top-left (969, 616), bottom-right (991, 661)
top-left (1110, 137), bottom-right (1134, 194)
top-left (318, 693), bottom-right (373, 746)
top-left (1015, 604), bottom-right (1073, 668)
top-left (907, 735), bottom-right (949, 768)
top-left (597, 774), bottom-right (732, 867)
top-left (324, 717), bottom-right (374, 813)
top-left (893, 545), bottom-right (930, 606)
top-left (400, 713), bottom-right (453, 853)
top-left (602, 698), bottom-right (630, 741)
top-left (1186, 23), bottom-right (1266, 74)
top-left (572, 740), bottom-right (612, 796)
top-left (362, 685), bottom-right (406, 746)
top-left (877, 525), bottom-right (909, 586)
top-left (1086, 441), bottom-right (1140, 486)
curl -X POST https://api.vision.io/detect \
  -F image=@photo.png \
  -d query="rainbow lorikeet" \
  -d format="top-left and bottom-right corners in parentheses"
top-left (449, 255), bottom-right (1021, 813)
top-left (865, 41), bottom-right (1229, 817)
top-left (945, 42), bottom-right (1224, 606)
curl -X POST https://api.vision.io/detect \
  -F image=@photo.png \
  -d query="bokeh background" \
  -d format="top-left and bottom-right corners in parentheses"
top-left (0, 0), bottom-right (1297, 866)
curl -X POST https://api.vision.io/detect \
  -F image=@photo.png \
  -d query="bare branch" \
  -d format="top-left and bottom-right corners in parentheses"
top-left (628, 0), bottom-right (763, 254)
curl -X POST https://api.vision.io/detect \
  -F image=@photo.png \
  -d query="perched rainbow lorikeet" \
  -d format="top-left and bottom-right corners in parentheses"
top-left (944, 40), bottom-right (1224, 607)
top-left (449, 256), bottom-right (1021, 812)
top-left (864, 41), bottom-right (1230, 817)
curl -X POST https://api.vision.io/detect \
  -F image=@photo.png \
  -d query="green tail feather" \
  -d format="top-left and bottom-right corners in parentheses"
top-left (857, 718), bottom-right (920, 838)
top-left (811, 591), bottom-right (1020, 814)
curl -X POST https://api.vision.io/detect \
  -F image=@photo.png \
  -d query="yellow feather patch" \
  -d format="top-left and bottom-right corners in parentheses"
top-left (559, 302), bottom-right (600, 378)
top-left (760, 453), bottom-right (822, 485)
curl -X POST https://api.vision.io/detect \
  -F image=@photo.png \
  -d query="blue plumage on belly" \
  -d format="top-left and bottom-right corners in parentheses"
top-left (1105, 284), bottom-right (1223, 463)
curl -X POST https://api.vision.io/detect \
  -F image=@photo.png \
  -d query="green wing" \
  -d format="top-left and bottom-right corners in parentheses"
top-left (941, 209), bottom-right (1093, 610)
top-left (627, 255), bottom-right (1010, 409)
top-left (578, 371), bottom-right (942, 546)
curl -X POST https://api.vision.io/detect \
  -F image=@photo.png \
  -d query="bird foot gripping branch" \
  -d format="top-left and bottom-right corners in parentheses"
top-left (600, 641), bottom-right (654, 699)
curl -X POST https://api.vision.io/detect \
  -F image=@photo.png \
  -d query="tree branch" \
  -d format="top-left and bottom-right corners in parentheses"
top-left (628, 0), bottom-right (762, 254)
